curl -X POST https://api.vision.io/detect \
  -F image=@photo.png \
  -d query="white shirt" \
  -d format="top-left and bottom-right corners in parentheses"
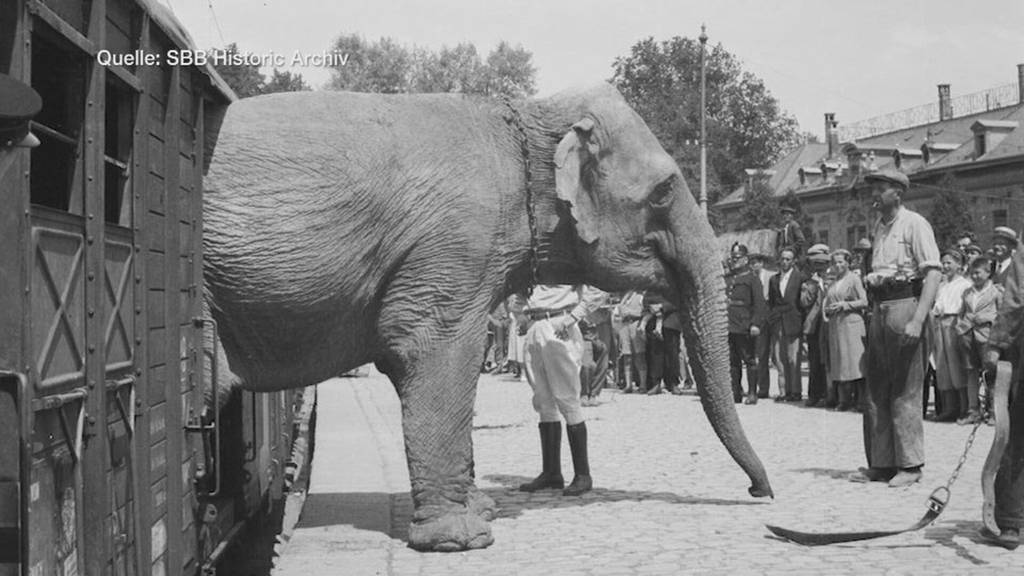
top-left (932, 275), bottom-right (971, 316)
top-left (779, 269), bottom-right (793, 296)
top-left (758, 269), bottom-right (775, 300)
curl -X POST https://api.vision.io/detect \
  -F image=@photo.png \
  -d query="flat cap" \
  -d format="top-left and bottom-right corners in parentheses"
top-left (808, 253), bottom-right (831, 263)
top-left (854, 238), bottom-right (872, 251)
top-left (0, 74), bottom-right (42, 148)
top-left (807, 243), bottom-right (830, 256)
top-left (864, 168), bottom-right (909, 190)
top-left (780, 205), bottom-right (796, 214)
top-left (993, 226), bottom-right (1019, 246)
top-left (964, 243), bottom-right (983, 255)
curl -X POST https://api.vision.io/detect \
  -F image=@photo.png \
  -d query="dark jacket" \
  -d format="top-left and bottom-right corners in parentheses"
top-left (769, 268), bottom-right (806, 337)
top-left (726, 268), bottom-right (766, 335)
top-left (991, 250), bottom-right (1024, 352)
top-left (777, 220), bottom-right (806, 256)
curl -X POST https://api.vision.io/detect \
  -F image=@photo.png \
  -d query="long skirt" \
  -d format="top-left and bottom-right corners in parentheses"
top-left (929, 315), bottom-right (967, 391)
top-left (827, 313), bottom-right (865, 382)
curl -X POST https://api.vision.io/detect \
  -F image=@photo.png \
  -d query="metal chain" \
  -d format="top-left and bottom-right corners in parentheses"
top-left (943, 369), bottom-right (991, 491)
top-left (502, 98), bottom-right (539, 296)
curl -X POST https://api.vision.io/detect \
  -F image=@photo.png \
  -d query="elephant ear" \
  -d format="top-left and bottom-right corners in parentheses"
top-left (554, 118), bottom-right (599, 244)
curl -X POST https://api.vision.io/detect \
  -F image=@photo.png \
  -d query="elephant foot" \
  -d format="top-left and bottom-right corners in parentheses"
top-left (407, 508), bottom-right (494, 552)
top-left (467, 487), bottom-right (498, 521)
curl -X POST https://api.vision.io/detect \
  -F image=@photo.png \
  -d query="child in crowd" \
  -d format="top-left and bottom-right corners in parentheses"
top-left (956, 256), bottom-right (1002, 425)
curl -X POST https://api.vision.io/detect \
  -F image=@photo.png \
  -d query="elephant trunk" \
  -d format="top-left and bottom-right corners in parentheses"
top-left (659, 208), bottom-right (774, 499)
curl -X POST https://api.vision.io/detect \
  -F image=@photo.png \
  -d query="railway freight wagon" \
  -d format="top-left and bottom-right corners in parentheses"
top-left (1, 2), bottom-right (307, 575)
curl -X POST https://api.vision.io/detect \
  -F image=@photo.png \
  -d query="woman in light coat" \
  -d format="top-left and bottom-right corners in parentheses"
top-left (824, 249), bottom-right (868, 410)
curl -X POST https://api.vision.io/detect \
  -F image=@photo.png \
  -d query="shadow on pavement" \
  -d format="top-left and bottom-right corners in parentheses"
top-left (924, 520), bottom-right (1003, 565)
top-left (482, 474), bottom-right (768, 514)
top-left (295, 481), bottom-right (764, 545)
top-left (792, 467), bottom-right (861, 480)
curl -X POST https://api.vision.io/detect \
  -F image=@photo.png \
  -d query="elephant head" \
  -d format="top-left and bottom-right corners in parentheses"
top-left (521, 85), bottom-right (773, 498)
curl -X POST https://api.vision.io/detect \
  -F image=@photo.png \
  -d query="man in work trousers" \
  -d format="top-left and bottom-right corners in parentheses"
top-left (850, 169), bottom-right (941, 488)
top-left (518, 284), bottom-right (606, 496)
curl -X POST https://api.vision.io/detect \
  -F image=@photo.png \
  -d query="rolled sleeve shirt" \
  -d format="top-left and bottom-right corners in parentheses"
top-left (871, 206), bottom-right (942, 279)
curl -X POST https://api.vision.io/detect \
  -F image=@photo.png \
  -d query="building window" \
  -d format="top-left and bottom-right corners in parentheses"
top-left (817, 230), bottom-right (829, 245)
top-left (994, 209), bottom-right (1008, 228)
top-left (976, 133), bottom-right (987, 157)
top-left (847, 225), bottom-right (867, 250)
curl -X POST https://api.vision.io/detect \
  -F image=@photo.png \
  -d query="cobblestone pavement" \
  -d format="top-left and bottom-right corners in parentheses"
top-left (273, 367), bottom-right (1021, 575)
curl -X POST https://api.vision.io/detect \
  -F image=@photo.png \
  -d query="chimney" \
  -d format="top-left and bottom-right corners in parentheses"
top-left (938, 84), bottom-right (953, 121)
top-left (1018, 64), bottom-right (1024, 103)
top-left (824, 113), bottom-right (838, 159)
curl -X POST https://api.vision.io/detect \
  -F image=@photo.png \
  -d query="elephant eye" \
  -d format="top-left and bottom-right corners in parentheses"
top-left (649, 176), bottom-right (676, 208)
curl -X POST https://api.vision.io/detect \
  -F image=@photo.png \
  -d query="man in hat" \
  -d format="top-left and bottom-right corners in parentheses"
top-left (992, 226), bottom-right (1018, 287)
top-left (850, 169), bottom-right (941, 487)
top-left (0, 74), bottom-right (42, 179)
top-left (776, 205), bottom-right (805, 257)
top-left (726, 243), bottom-right (767, 404)
top-left (801, 244), bottom-right (831, 407)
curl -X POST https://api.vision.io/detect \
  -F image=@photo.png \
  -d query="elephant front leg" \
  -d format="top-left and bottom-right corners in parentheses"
top-left (395, 348), bottom-right (496, 551)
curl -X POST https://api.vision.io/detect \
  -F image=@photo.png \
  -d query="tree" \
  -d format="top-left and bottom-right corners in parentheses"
top-left (264, 68), bottom-right (311, 94)
top-left (926, 174), bottom-right (974, 249)
top-left (211, 43), bottom-right (310, 98)
top-left (328, 34), bottom-right (412, 93)
top-left (480, 41), bottom-right (536, 98)
top-left (739, 178), bottom-right (782, 231)
top-left (212, 43), bottom-right (264, 98)
top-left (326, 34), bottom-right (537, 98)
top-left (610, 37), bottom-right (801, 206)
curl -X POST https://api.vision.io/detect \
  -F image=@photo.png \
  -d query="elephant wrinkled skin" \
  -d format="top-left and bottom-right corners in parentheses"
top-left (203, 84), bottom-right (773, 551)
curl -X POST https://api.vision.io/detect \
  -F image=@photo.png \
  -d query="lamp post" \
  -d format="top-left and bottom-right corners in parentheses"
top-left (699, 24), bottom-right (708, 216)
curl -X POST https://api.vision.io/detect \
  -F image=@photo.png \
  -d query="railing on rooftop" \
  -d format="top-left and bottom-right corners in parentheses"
top-left (836, 83), bottom-right (1019, 142)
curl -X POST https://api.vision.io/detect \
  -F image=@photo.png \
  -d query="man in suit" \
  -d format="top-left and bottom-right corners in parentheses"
top-left (992, 226), bottom-right (1018, 287)
top-left (769, 247), bottom-right (805, 402)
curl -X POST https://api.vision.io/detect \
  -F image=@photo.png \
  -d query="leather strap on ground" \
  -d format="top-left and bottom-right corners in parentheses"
top-left (765, 486), bottom-right (949, 546)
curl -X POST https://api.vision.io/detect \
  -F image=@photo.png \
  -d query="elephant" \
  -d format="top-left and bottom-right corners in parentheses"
top-left (202, 83), bottom-right (773, 552)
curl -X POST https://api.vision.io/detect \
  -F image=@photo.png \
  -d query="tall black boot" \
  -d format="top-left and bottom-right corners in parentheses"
top-left (563, 422), bottom-right (592, 496)
top-left (519, 422), bottom-right (564, 491)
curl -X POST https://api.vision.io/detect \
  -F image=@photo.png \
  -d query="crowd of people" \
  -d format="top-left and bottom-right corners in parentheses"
top-left (486, 168), bottom-right (1024, 545)
top-left (483, 287), bottom-right (695, 405)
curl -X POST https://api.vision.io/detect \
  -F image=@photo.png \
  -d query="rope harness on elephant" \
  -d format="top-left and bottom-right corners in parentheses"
top-left (766, 362), bottom-right (1012, 546)
top-left (502, 98), bottom-right (540, 295)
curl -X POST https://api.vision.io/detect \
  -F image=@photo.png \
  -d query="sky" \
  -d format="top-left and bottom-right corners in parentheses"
top-left (165, 0), bottom-right (1024, 140)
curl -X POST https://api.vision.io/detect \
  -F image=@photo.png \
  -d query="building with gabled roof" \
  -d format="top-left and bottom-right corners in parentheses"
top-left (717, 65), bottom-right (1024, 252)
